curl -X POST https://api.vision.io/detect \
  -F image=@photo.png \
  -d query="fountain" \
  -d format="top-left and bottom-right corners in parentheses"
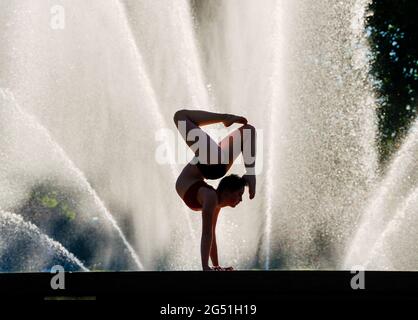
top-left (344, 121), bottom-right (418, 270)
top-left (0, 210), bottom-right (88, 272)
top-left (0, 88), bottom-right (141, 270)
top-left (0, 0), bottom-right (414, 272)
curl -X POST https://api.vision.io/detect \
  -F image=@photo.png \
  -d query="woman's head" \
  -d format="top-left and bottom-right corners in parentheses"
top-left (217, 174), bottom-right (247, 207)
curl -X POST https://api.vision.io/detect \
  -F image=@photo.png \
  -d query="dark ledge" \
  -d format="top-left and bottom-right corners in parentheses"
top-left (0, 271), bottom-right (417, 302)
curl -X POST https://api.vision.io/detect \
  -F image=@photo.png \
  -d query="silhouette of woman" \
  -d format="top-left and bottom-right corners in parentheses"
top-left (173, 110), bottom-right (256, 271)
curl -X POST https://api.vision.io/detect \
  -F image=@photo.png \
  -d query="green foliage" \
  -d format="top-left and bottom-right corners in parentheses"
top-left (60, 203), bottom-right (77, 221)
top-left (40, 195), bottom-right (58, 208)
top-left (367, 0), bottom-right (418, 160)
top-left (34, 186), bottom-right (78, 222)
top-left (18, 183), bottom-right (138, 270)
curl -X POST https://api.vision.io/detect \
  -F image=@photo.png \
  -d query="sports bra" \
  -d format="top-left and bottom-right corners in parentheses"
top-left (196, 161), bottom-right (228, 180)
top-left (182, 180), bottom-right (217, 210)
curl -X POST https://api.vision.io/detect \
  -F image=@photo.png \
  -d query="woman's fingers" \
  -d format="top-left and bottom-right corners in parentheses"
top-left (243, 175), bottom-right (256, 199)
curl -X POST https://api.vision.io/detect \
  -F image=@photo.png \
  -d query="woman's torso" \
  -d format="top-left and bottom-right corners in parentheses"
top-left (175, 162), bottom-right (205, 200)
top-left (176, 157), bottom-right (227, 210)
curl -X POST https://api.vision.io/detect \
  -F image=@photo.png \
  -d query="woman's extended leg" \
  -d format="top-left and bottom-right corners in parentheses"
top-left (173, 110), bottom-right (227, 165)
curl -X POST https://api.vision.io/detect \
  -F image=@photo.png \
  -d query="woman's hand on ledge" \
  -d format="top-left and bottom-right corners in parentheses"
top-left (211, 266), bottom-right (235, 271)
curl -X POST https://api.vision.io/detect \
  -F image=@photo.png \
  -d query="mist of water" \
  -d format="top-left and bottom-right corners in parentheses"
top-left (344, 121), bottom-right (418, 270)
top-left (4, 0), bottom-right (414, 271)
top-left (0, 88), bottom-right (142, 270)
top-left (0, 210), bottom-right (88, 272)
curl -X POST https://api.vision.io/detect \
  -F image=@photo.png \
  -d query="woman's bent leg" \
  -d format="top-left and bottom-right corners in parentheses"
top-left (174, 114), bottom-right (223, 165)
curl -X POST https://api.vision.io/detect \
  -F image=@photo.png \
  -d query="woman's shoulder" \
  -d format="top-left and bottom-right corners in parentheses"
top-left (196, 182), bottom-right (218, 207)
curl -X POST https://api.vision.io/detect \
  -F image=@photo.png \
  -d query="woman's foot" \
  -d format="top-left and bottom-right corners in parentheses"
top-left (243, 174), bottom-right (256, 199)
top-left (222, 114), bottom-right (248, 127)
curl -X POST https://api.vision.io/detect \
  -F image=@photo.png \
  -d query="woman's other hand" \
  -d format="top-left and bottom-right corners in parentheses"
top-left (211, 266), bottom-right (235, 271)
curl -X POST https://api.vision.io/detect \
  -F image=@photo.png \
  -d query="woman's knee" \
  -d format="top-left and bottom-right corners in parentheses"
top-left (173, 109), bottom-right (187, 124)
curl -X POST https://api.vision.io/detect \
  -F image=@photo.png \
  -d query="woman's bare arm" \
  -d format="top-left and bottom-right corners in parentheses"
top-left (210, 209), bottom-right (220, 267)
top-left (200, 191), bottom-right (218, 270)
